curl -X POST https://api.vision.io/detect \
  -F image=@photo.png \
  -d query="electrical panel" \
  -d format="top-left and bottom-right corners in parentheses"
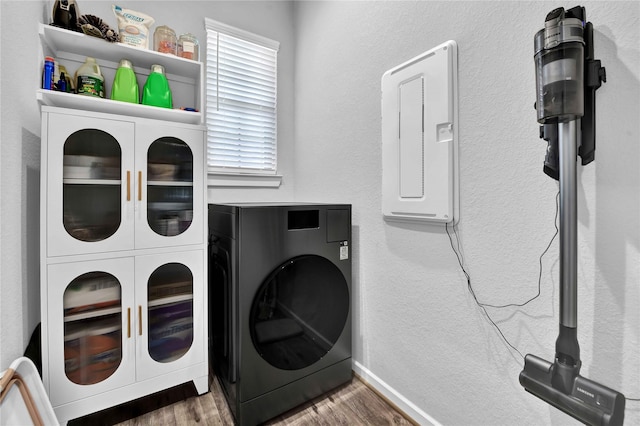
top-left (381, 40), bottom-right (458, 224)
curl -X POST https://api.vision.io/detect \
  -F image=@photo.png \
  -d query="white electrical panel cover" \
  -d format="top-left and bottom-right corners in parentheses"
top-left (381, 40), bottom-right (458, 223)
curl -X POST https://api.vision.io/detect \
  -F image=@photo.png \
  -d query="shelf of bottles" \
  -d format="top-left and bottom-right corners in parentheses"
top-left (38, 23), bottom-right (203, 125)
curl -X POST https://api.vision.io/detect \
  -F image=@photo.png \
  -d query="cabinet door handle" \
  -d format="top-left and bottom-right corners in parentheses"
top-left (138, 305), bottom-right (143, 336)
top-left (127, 308), bottom-right (131, 338)
top-left (126, 171), bottom-right (131, 201)
top-left (138, 171), bottom-right (142, 202)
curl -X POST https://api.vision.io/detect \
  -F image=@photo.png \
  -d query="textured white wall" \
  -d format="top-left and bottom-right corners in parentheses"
top-left (293, 1), bottom-right (639, 424)
top-left (0, 0), bottom-right (295, 369)
top-left (0, 0), bottom-right (48, 371)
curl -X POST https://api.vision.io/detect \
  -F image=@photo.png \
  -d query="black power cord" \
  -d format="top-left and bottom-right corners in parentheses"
top-left (445, 192), bottom-right (640, 402)
top-left (445, 191), bottom-right (559, 359)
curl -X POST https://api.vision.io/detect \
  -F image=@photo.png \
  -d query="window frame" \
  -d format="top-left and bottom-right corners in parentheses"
top-left (204, 18), bottom-right (281, 187)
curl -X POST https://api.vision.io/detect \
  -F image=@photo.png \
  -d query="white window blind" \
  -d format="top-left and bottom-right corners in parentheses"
top-left (205, 18), bottom-right (279, 175)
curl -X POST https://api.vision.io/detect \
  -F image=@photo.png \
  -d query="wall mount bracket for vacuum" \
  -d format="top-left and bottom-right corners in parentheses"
top-left (519, 6), bottom-right (626, 426)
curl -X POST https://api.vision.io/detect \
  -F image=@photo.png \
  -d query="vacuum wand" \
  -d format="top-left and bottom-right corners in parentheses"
top-left (559, 120), bottom-right (578, 332)
top-left (519, 6), bottom-right (625, 425)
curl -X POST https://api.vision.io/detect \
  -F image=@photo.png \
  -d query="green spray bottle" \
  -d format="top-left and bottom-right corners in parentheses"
top-left (142, 64), bottom-right (173, 108)
top-left (111, 59), bottom-right (139, 103)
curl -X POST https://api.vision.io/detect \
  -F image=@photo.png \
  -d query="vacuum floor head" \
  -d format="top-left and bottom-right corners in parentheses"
top-left (520, 354), bottom-right (625, 426)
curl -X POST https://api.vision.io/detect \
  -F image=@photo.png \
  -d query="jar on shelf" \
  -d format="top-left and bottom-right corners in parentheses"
top-left (154, 25), bottom-right (177, 55)
top-left (177, 33), bottom-right (199, 61)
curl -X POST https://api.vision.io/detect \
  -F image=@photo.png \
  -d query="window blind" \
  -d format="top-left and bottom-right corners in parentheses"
top-left (205, 19), bottom-right (279, 174)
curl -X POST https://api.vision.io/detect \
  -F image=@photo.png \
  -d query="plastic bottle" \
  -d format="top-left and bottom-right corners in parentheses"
top-left (111, 59), bottom-right (139, 104)
top-left (57, 72), bottom-right (67, 92)
top-left (76, 57), bottom-right (105, 98)
top-left (142, 64), bottom-right (173, 109)
top-left (58, 65), bottom-right (73, 92)
top-left (43, 56), bottom-right (55, 90)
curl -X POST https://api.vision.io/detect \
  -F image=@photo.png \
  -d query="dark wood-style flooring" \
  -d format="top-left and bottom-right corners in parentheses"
top-left (68, 373), bottom-right (415, 425)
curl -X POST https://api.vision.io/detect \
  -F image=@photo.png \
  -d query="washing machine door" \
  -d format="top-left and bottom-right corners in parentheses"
top-left (249, 254), bottom-right (349, 371)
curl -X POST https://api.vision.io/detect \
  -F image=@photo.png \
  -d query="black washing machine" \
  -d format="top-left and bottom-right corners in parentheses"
top-left (208, 203), bottom-right (352, 425)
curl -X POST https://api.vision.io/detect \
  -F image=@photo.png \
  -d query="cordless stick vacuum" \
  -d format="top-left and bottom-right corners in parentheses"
top-left (519, 6), bottom-right (626, 426)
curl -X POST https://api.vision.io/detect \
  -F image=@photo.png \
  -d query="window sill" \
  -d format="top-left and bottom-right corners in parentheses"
top-left (207, 172), bottom-right (282, 188)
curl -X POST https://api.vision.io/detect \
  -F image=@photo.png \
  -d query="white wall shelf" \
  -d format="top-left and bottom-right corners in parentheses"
top-left (38, 23), bottom-right (204, 125)
top-left (37, 89), bottom-right (202, 125)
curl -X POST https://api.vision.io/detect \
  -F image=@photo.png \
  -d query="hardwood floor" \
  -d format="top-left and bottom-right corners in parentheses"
top-left (69, 373), bottom-right (415, 425)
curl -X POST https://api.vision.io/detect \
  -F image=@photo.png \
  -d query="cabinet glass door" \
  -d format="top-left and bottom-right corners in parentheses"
top-left (63, 130), bottom-right (122, 242)
top-left (63, 272), bottom-right (122, 385)
top-left (134, 124), bottom-right (204, 249)
top-left (147, 262), bottom-right (194, 363)
top-left (146, 137), bottom-right (194, 238)
top-left (135, 251), bottom-right (204, 381)
top-left (47, 114), bottom-right (135, 257)
top-left (47, 259), bottom-right (135, 406)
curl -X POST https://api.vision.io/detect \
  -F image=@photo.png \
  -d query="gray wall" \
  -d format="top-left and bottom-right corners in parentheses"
top-left (293, 1), bottom-right (639, 425)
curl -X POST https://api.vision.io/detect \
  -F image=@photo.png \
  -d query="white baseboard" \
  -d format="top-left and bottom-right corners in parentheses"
top-left (352, 360), bottom-right (441, 426)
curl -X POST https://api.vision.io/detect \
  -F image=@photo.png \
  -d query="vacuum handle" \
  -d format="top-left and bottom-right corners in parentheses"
top-left (558, 121), bottom-right (578, 329)
top-left (540, 123), bottom-right (559, 180)
top-left (579, 22), bottom-right (607, 166)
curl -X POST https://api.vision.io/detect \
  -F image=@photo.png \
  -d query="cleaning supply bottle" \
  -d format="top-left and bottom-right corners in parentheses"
top-left (142, 64), bottom-right (172, 108)
top-left (111, 59), bottom-right (139, 103)
top-left (76, 57), bottom-right (105, 98)
top-left (42, 56), bottom-right (55, 90)
top-left (57, 72), bottom-right (67, 92)
top-left (58, 65), bottom-right (73, 92)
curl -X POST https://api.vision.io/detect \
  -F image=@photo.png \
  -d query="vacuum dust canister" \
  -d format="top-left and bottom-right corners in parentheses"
top-left (534, 7), bottom-right (585, 123)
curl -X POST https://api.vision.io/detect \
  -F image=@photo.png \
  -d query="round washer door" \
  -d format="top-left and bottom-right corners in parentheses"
top-left (250, 255), bottom-right (349, 370)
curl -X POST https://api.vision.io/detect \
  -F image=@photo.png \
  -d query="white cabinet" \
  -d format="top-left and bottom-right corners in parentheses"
top-left (39, 20), bottom-right (208, 423)
top-left (134, 251), bottom-right (205, 381)
top-left (46, 115), bottom-right (136, 256)
top-left (40, 107), bottom-right (208, 424)
top-left (44, 110), bottom-right (205, 257)
top-left (45, 251), bottom-right (204, 408)
top-left (133, 122), bottom-right (205, 250)
top-left (46, 258), bottom-right (136, 407)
